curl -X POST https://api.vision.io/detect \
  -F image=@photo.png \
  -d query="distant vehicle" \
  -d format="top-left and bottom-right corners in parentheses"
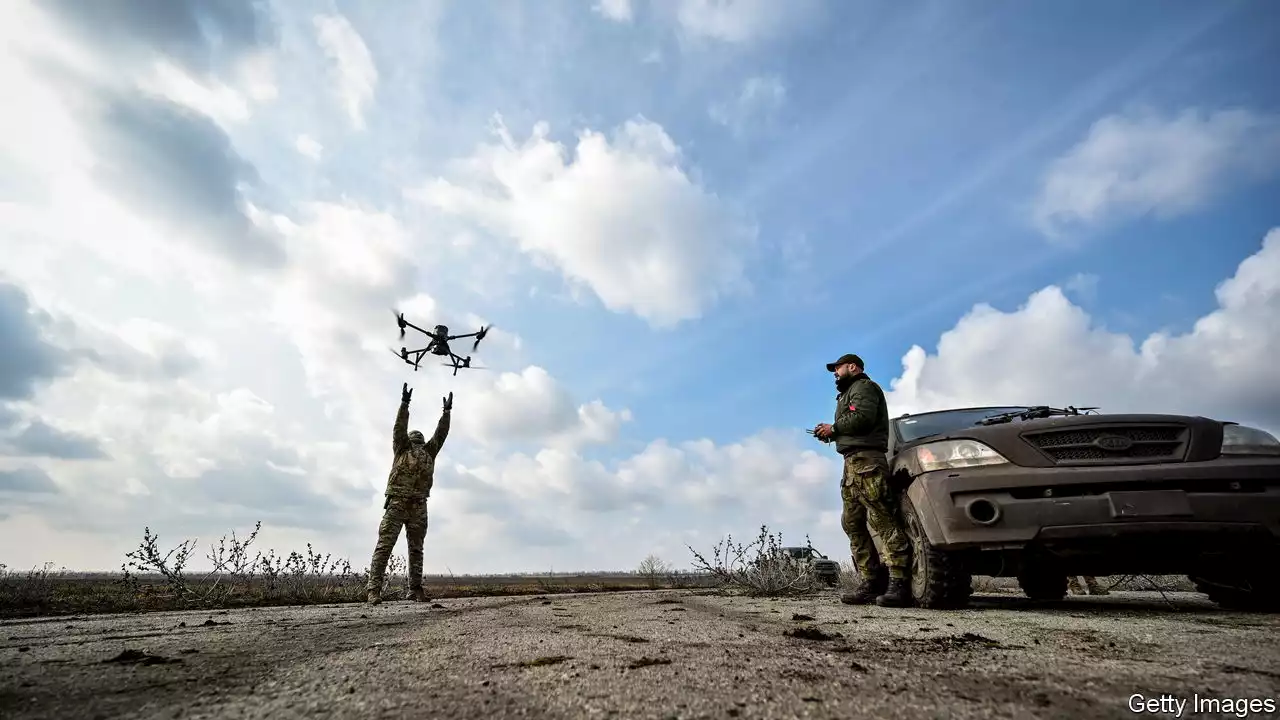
top-left (886, 405), bottom-right (1280, 611)
top-left (773, 546), bottom-right (841, 586)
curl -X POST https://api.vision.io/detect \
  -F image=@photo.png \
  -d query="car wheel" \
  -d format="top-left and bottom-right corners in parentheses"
top-left (1189, 572), bottom-right (1280, 612)
top-left (900, 494), bottom-right (972, 609)
top-left (821, 573), bottom-right (839, 587)
top-left (1017, 570), bottom-right (1067, 601)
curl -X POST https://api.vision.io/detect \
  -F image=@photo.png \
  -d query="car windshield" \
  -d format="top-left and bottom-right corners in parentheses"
top-left (785, 548), bottom-right (809, 559)
top-left (894, 407), bottom-right (1033, 443)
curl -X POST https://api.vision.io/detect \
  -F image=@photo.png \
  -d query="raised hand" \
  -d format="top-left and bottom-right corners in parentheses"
top-left (402, 382), bottom-right (413, 403)
top-left (442, 391), bottom-right (453, 413)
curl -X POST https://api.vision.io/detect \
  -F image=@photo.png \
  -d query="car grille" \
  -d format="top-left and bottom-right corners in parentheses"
top-left (1021, 424), bottom-right (1189, 465)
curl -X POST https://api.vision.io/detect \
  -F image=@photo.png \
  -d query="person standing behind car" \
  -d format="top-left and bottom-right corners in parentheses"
top-left (813, 354), bottom-right (913, 607)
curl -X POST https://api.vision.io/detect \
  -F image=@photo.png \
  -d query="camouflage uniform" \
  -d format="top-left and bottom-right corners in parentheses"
top-left (1068, 576), bottom-right (1108, 595)
top-left (833, 370), bottom-right (910, 582)
top-left (366, 393), bottom-right (450, 603)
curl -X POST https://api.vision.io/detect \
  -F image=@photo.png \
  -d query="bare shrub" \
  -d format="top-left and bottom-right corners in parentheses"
top-left (117, 522), bottom-right (379, 607)
top-left (636, 554), bottom-right (671, 589)
top-left (686, 525), bottom-right (823, 597)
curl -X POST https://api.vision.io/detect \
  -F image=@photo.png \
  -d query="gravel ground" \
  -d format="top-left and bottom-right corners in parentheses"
top-left (2, 589), bottom-right (1278, 719)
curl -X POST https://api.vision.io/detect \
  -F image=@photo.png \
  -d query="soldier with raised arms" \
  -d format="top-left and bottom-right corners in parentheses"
top-left (366, 383), bottom-right (452, 604)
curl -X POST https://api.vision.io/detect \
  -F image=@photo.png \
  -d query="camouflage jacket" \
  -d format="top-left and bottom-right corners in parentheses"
top-left (384, 400), bottom-right (450, 499)
top-left (832, 373), bottom-right (889, 456)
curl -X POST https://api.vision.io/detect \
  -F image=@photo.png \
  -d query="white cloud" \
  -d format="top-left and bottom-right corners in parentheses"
top-left (137, 61), bottom-right (253, 125)
top-left (1033, 108), bottom-right (1280, 237)
top-left (594, 0), bottom-right (634, 22)
top-left (408, 115), bottom-right (757, 327)
top-left (672, 0), bottom-right (822, 44)
top-left (886, 227), bottom-right (1280, 434)
top-left (1064, 272), bottom-right (1099, 302)
top-left (295, 134), bottom-right (323, 160)
top-left (235, 51), bottom-right (279, 104)
top-left (457, 366), bottom-right (632, 450)
top-left (313, 14), bottom-right (378, 130)
top-left (709, 74), bottom-right (786, 137)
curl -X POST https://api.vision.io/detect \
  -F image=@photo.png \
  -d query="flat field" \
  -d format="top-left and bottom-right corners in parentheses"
top-left (0, 569), bottom-right (716, 619)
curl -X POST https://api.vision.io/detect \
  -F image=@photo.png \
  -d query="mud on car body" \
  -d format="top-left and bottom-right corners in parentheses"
top-left (887, 406), bottom-right (1280, 610)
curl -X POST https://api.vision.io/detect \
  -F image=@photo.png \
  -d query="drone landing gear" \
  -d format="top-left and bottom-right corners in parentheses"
top-left (391, 347), bottom-right (425, 371)
top-left (440, 354), bottom-right (476, 376)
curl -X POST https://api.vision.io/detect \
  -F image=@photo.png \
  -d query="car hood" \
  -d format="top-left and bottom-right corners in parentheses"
top-left (894, 413), bottom-right (1226, 469)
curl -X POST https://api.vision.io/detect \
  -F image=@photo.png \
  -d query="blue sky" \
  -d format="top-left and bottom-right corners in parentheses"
top-left (1, 0), bottom-right (1278, 573)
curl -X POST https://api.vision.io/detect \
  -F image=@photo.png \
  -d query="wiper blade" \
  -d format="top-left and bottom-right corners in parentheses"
top-left (975, 406), bottom-right (1095, 426)
top-left (975, 407), bottom-right (1041, 425)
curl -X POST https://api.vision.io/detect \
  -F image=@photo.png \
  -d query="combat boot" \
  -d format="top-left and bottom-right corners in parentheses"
top-left (840, 570), bottom-right (887, 605)
top-left (409, 587), bottom-right (429, 602)
top-left (875, 577), bottom-right (912, 607)
top-left (366, 589), bottom-right (382, 605)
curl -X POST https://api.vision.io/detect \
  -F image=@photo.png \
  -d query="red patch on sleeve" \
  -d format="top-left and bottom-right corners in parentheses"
top-left (849, 404), bottom-right (857, 411)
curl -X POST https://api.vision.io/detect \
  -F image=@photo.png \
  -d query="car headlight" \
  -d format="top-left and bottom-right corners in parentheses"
top-left (1221, 424), bottom-right (1280, 456)
top-left (911, 439), bottom-right (1009, 472)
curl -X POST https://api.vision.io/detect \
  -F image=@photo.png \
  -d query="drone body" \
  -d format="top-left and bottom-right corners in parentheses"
top-left (392, 313), bottom-right (489, 376)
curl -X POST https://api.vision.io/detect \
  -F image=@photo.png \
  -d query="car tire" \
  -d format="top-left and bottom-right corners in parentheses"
top-left (1017, 570), bottom-right (1067, 601)
top-left (900, 494), bottom-right (972, 609)
top-left (1189, 573), bottom-right (1280, 612)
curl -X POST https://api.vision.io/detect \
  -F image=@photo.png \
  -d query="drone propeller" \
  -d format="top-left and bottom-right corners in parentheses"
top-left (442, 363), bottom-right (488, 370)
top-left (472, 325), bottom-right (490, 352)
top-left (390, 309), bottom-right (409, 339)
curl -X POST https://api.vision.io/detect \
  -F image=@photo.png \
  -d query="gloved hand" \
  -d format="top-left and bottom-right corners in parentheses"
top-left (402, 383), bottom-right (413, 404)
top-left (442, 391), bottom-right (453, 413)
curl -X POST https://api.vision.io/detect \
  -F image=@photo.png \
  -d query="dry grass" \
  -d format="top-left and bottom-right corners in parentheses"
top-left (0, 522), bottom-right (714, 619)
top-left (686, 525), bottom-right (826, 596)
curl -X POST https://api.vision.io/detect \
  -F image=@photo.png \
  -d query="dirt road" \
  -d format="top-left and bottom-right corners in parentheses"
top-left (2, 589), bottom-right (1277, 719)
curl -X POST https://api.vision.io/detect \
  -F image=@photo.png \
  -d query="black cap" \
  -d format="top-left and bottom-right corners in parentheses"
top-left (825, 353), bottom-right (864, 372)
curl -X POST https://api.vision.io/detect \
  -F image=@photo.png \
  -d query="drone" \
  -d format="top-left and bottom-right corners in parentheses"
top-left (390, 311), bottom-right (490, 376)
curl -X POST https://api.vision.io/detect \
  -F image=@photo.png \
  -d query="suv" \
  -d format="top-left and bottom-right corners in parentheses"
top-left (777, 546), bottom-right (841, 586)
top-left (886, 406), bottom-right (1280, 611)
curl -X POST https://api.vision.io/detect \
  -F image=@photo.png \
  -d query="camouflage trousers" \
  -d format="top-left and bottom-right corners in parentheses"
top-left (840, 451), bottom-right (911, 580)
top-left (367, 496), bottom-right (428, 592)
